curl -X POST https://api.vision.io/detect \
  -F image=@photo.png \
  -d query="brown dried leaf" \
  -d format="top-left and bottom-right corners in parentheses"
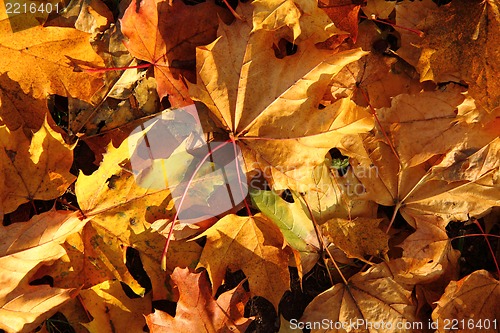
top-left (301, 263), bottom-right (417, 333)
top-left (348, 88), bottom-right (500, 225)
top-left (121, 0), bottom-right (227, 106)
top-left (191, 7), bottom-right (372, 190)
top-left (197, 214), bottom-right (291, 309)
top-left (397, 0), bottom-right (500, 111)
top-left (0, 118), bottom-right (75, 214)
top-left (80, 280), bottom-right (152, 333)
top-left (432, 270), bottom-right (500, 333)
top-left (146, 268), bottom-right (251, 333)
top-left (322, 217), bottom-right (389, 260)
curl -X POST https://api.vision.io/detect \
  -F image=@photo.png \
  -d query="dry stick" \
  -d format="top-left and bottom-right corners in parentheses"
top-left (300, 193), bottom-right (347, 286)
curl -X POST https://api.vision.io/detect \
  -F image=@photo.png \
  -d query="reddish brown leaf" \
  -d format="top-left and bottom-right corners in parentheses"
top-left (146, 268), bottom-right (251, 332)
top-left (121, 0), bottom-right (227, 107)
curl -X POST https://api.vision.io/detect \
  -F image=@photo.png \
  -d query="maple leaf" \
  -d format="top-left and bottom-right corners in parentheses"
top-left (35, 225), bottom-right (201, 306)
top-left (301, 263), bottom-right (417, 333)
top-left (0, 117), bottom-right (75, 214)
top-left (196, 213), bottom-right (291, 309)
top-left (330, 20), bottom-right (422, 109)
top-left (363, 0), bottom-right (395, 20)
top-left (145, 268), bottom-right (252, 332)
top-left (251, 0), bottom-right (345, 43)
top-left (396, 0), bottom-right (500, 111)
top-left (302, 161), bottom-right (378, 223)
top-left (321, 217), bottom-right (389, 260)
top-left (346, 88), bottom-right (500, 225)
top-left (74, 125), bottom-right (204, 299)
top-left (121, 0), bottom-right (227, 107)
top-left (432, 270), bottom-right (500, 333)
top-left (0, 18), bottom-right (104, 102)
top-left (250, 188), bottom-right (320, 275)
top-left (393, 0), bottom-right (435, 68)
top-left (389, 216), bottom-right (460, 287)
top-left (190, 3), bottom-right (373, 191)
top-left (79, 280), bottom-right (152, 333)
top-left (0, 74), bottom-right (52, 132)
top-left (0, 210), bottom-right (88, 333)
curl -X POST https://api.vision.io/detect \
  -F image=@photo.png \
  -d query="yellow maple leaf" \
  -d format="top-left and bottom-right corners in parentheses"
top-left (196, 213), bottom-right (291, 309)
top-left (0, 117), bottom-right (75, 214)
top-left (190, 2), bottom-right (373, 191)
top-left (0, 210), bottom-right (88, 333)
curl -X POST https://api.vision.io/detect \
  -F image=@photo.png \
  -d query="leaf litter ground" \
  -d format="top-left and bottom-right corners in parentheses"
top-left (1, 0), bottom-right (499, 332)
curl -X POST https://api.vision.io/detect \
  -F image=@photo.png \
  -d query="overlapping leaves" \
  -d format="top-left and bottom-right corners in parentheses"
top-left (0, 0), bottom-right (499, 332)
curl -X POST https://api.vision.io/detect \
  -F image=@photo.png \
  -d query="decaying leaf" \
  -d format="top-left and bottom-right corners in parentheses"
top-left (301, 263), bottom-right (417, 333)
top-left (414, 0), bottom-right (500, 111)
top-left (432, 270), bottom-right (500, 333)
top-left (145, 268), bottom-right (251, 332)
top-left (322, 217), bottom-right (389, 260)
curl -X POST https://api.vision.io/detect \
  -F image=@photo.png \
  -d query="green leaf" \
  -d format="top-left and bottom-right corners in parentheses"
top-left (250, 188), bottom-right (319, 253)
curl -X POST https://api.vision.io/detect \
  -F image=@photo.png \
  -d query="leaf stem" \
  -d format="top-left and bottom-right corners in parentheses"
top-left (471, 218), bottom-right (500, 278)
top-left (82, 63), bottom-right (151, 73)
top-left (161, 139), bottom-right (234, 271)
top-left (385, 201), bottom-right (401, 233)
top-left (358, 87), bottom-right (402, 167)
top-left (231, 137), bottom-right (252, 217)
top-left (360, 15), bottom-right (424, 37)
top-left (300, 193), bottom-right (348, 285)
top-left (221, 0), bottom-right (243, 21)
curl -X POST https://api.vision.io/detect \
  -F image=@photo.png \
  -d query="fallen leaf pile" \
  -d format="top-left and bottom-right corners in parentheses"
top-left (0, 0), bottom-right (499, 332)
